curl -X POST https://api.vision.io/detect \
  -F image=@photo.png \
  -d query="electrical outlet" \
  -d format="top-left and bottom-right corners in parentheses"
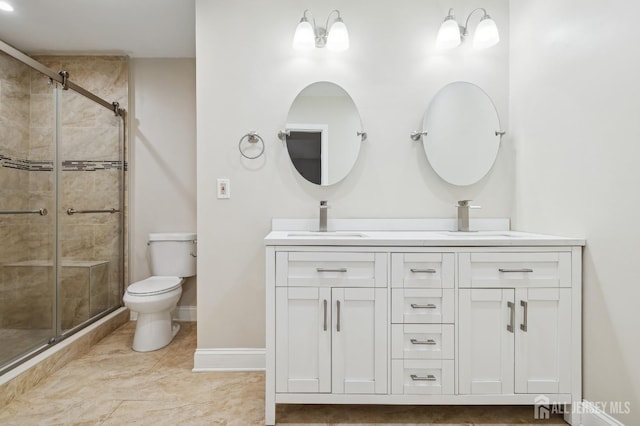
top-left (217, 178), bottom-right (230, 199)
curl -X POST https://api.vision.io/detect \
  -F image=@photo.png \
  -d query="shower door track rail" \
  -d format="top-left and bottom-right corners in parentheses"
top-left (0, 39), bottom-right (124, 116)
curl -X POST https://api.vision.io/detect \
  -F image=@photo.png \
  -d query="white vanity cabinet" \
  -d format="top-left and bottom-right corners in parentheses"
top-left (265, 229), bottom-right (584, 426)
top-left (273, 252), bottom-right (388, 396)
top-left (458, 252), bottom-right (573, 395)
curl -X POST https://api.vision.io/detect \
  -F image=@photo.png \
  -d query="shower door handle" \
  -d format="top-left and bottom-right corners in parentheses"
top-left (0, 208), bottom-right (48, 216)
top-left (67, 208), bottom-right (120, 215)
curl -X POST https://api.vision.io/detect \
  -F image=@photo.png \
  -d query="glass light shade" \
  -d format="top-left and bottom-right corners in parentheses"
top-left (436, 18), bottom-right (461, 49)
top-left (473, 16), bottom-right (500, 49)
top-left (293, 18), bottom-right (316, 50)
top-left (326, 18), bottom-right (349, 51)
top-left (0, 1), bottom-right (14, 12)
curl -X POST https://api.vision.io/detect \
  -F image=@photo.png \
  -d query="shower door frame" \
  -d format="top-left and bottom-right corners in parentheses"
top-left (0, 39), bottom-right (127, 374)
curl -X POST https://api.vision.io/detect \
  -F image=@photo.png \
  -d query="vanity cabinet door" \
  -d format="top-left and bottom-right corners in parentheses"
top-left (459, 288), bottom-right (572, 396)
top-left (275, 286), bottom-right (386, 395)
top-left (514, 288), bottom-right (571, 394)
top-left (332, 287), bottom-right (387, 394)
top-left (275, 287), bottom-right (331, 393)
top-left (458, 288), bottom-right (515, 395)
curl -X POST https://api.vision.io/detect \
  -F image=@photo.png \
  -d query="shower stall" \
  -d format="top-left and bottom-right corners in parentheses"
top-left (0, 41), bottom-right (125, 373)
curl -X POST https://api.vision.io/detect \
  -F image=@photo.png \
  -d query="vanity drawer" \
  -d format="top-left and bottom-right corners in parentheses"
top-left (391, 253), bottom-right (454, 288)
top-left (391, 359), bottom-right (454, 395)
top-left (391, 289), bottom-right (454, 324)
top-left (459, 252), bottom-right (572, 288)
top-left (391, 324), bottom-right (454, 360)
top-left (276, 252), bottom-right (386, 287)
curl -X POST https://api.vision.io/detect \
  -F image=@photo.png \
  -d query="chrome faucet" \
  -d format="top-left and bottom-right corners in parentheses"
top-left (319, 201), bottom-right (329, 232)
top-left (457, 200), bottom-right (481, 232)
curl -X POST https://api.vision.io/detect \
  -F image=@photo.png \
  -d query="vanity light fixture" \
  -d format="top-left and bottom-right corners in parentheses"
top-left (436, 8), bottom-right (500, 49)
top-left (293, 10), bottom-right (349, 52)
top-left (0, 1), bottom-right (14, 12)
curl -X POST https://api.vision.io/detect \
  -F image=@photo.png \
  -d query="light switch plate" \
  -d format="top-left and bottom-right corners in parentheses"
top-left (217, 178), bottom-right (230, 199)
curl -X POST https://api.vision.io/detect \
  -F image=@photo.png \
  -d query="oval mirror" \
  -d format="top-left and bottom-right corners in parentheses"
top-left (422, 81), bottom-right (502, 186)
top-left (283, 82), bottom-right (363, 186)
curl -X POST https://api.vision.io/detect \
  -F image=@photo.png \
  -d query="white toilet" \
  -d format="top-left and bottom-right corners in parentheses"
top-left (124, 232), bottom-right (196, 352)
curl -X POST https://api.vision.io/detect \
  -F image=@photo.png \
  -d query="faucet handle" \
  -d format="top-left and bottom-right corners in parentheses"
top-left (457, 200), bottom-right (481, 209)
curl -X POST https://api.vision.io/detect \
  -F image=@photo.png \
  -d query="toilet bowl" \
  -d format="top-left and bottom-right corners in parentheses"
top-left (124, 233), bottom-right (196, 352)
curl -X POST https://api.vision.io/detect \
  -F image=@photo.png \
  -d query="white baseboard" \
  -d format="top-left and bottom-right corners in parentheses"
top-left (579, 400), bottom-right (627, 426)
top-left (192, 348), bottom-right (265, 372)
top-left (129, 306), bottom-right (196, 322)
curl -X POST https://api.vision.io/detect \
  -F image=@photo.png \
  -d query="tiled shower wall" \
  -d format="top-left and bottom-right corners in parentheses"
top-left (0, 54), bottom-right (128, 331)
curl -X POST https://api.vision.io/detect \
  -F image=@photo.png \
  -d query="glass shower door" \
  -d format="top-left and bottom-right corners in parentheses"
top-left (0, 52), bottom-right (57, 370)
top-left (58, 88), bottom-right (123, 333)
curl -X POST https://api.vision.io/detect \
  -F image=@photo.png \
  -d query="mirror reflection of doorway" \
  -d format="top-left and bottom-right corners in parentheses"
top-left (285, 124), bottom-right (329, 185)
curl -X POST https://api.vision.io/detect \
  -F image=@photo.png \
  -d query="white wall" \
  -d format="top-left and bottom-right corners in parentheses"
top-left (129, 58), bottom-right (197, 307)
top-left (510, 1), bottom-right (640, 423)
top-left (196, 0), bottom-right (511, 348)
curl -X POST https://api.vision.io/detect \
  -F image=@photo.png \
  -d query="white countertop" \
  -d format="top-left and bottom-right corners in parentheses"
top-left (264, 219), bottom-right (585, 247)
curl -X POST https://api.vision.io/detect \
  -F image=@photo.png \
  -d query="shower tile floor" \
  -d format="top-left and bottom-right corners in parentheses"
top-left (0, 322), bottom-right (567, 425)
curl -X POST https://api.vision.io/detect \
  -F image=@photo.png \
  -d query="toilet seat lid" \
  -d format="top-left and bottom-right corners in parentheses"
top-left (127, 276), bottom-right (182, 296)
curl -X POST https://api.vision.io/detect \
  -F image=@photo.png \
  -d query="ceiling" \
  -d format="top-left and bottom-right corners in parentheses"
top-left (0, 0), bottom-right (195, 58)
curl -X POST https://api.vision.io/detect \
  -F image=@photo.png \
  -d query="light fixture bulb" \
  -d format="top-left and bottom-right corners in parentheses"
top-left (473, 15), bottom-right (500, 49)
top-left (326, 17), bottom-right (349, 51)
top-left (0, 1), bottom-right (14, 12)
top-left (436, 16), bottom-right (461, 49)
top-left (292, 17), bottom-right (316, 50)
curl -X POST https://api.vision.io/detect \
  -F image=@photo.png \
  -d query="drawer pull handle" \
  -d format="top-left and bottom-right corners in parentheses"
top-left (507, 301), bottom-right (515, 333)
top-left (323, 299), bottom-right (327, 331)
top-left (411, 303), bottom-right (437, 309)
top-left (520, 300), bottom-right (528, 332)
top-left (410, 374), bottom-right (437, 382)
top-left (410, 268), bottom-right (436, 273)
top-left (317, 268), bottom-right (347, 273)
top-left (410, 338), bottom-right (436, 345)
top-left (499, 268), bottom-right (533, 273)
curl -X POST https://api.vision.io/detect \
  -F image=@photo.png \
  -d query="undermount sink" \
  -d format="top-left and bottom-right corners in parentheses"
top-left (442, 231), bottom-right (519, 237)
top-left (287, 231), bottom-right (368, 238)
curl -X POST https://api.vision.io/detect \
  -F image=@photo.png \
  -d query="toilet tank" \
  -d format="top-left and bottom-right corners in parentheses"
top-left (148, 233), bottom-right (197, 277)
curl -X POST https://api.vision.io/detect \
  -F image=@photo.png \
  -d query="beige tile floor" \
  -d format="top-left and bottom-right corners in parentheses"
top-left (0, 322), bottom-right (566, 425)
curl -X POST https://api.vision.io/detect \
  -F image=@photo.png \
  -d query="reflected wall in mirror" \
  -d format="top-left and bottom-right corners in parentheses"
top-left (422, 81), bottom-right (502, 186)
top-left (284, 81), bottom-right (362, 186)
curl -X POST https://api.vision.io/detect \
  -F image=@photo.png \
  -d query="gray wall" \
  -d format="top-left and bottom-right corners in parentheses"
top-left (510, 1), bottom-right (639, 423)
top-left (129, 58), bottom-right (197, 308)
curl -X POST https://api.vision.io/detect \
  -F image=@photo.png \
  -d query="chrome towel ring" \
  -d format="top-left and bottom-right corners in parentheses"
top-left (238, 131), bottom-right (265, 159)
